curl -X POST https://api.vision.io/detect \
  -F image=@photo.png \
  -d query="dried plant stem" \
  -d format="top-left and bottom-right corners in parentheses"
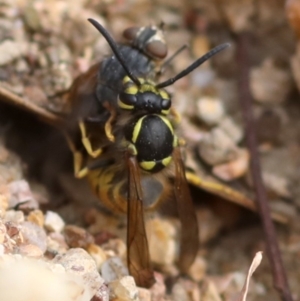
top-left (236, 33), bottom-right (293, 301)
top-left (0, 85), bottom-right (61, 126)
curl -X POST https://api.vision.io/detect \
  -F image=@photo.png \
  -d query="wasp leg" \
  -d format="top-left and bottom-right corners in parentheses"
top-left (103, 101), bottom-right (116, 142)
top-left (73, 151), bottom-right (89, 178)
top-left (79, 120), bottom-right (102, 158)
top-left (63, 131), bottom-right (89, 178)
top-left (170, 107), bottom-right (181, 124)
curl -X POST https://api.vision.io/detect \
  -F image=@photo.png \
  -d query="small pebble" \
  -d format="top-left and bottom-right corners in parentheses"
top-left (188, 256), bottom-right (207, 282)
top-left (8, 180), bottom-right (38, 210)
top-left (270, 200), bottom-right (297, 219)
top-left (212, 148), bottom-right (250, 181)
top-left (218, 116), bottom-right (243, 144)
top-left (109, 276), bottom-right (139, 301)
top-left (138, 287), bottom-right (151, 301)
top-left (101, 257), bottom-right (129, 283)
top-left (146, 217), bottom-right (177, 266)
top-left (5, 221), bottom-right (23, 245)
top-left (0, 40), bottom-right (27, 66)
top-left (63, 224), bottom-right (94, 248)
top-left (198, 128), bottom-right (238, 166)
top-left (0, 221), bottom-right (6, 244)
top-left (46, 232), bottom-right (68, 257)
top-left (46, 43), bottom-right (72, 65)
top-left (91, 284), bottom-right (110, 301)
top-left (15, 58), bottom-right (29, 73)
top-left (4, 210), bottom-right (24, 223)
top-left (197, 96), bottom-right (225, 126)
top-left (201, 280), bottom-right (222, 301)
top-left (221, 1), bottom-right (254, 32)
top-left (24, 86), bottom-right (48, 107)
top-left (86, 243), bottom-right (107, 270)
top-left (21, 221), bottom-right (47, 253)
top-left (44, 211), bottom-right (65, 233)
top-left (101, 238), bottom-right (126, 258)
top-left (250, 58), bottom-right (293, 104)
top-left (0, 190), bottom-right (9, 213)
top-left (172, 279), bottom-right (200, 301)
top-left (54, 248), bottom-right (104, 297)
top-left (149, 272), bottom-right (166, 300)
top-left (191, 69), bottom-right (215, 89)
top-left (27, 209), bottom-right (44, 227)
top-left (0, 257), bottom-right (88, 301)
top-left (17, 243), bottom-right (44, 258)
top-left (23, 3), bottom-right (42, 31)
top-left (262, 172), bottom-right (291, 199)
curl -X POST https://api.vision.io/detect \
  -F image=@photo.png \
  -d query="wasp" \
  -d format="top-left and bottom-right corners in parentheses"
top-left (60, 19), bottom-right (229, 287)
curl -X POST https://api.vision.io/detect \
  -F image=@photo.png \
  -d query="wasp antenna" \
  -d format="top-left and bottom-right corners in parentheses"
top-left (156, 43), bottom-right (230, 89)
top-left (88, 18), bottom-right (141, 86)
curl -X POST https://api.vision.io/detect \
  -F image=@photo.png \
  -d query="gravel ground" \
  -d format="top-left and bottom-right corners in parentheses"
top-left (0, 1), bottom-right (300, 301)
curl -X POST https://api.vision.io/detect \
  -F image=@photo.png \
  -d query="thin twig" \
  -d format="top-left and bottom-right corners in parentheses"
top-left (236, 32), bottom-right (293, 301)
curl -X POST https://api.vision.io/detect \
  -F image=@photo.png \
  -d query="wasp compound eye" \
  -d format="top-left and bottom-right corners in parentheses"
top-left (123, 26), bottom-right (140, 41)
top-left (125, 114), bottom-right (174, 173)
top-left (161, 99), bottom-right (171, 110)
top-left (118, 92), bottom-right (137, 110)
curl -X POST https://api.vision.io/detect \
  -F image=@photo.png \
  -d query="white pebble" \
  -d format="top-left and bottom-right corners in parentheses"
top-left (0, 40), bottom-right (27, 66)
top-left (146, 217), bottom-right (177, 266)
top-left (44, 211), bottom-right (65, 233)
top-left (198, 128), bottom-right (238, 166)
top-left (109, 276), bottom-right (139, 300)
top-left (197, 96), bottom-right (225, 126)
top-left (101, 257), bottom-right (128, 283)
top-left (218, 116), bottom-right (243, 144)
top-left (212, 148), bottom-right (250, 181)
top-left (250, 58), bottom-right (293, 104)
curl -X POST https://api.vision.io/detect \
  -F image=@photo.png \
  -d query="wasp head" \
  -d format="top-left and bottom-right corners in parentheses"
top-left (118, 76), bottom-right (171, 115)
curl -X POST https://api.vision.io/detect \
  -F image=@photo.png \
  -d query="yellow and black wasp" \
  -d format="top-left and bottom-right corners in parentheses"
top-left (60, 19), bottom-right (229, 288)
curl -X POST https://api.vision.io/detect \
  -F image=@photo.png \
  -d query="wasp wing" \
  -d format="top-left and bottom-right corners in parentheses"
top-left (173, 147), bottom-right (199, 273)
top-left (127, 155), bottom-right (155, 288)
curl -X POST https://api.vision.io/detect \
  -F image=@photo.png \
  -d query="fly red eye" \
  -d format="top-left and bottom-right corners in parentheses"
top-left (123, 27), bottom-right (140, 41)
top-left (145, 40), bottom-right (167, 60)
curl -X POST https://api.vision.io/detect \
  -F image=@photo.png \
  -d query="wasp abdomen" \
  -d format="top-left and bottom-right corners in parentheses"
top-left (88, 164), bottom-right (169, 213)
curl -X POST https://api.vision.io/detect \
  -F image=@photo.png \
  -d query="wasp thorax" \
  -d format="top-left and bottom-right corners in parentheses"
top-left (118, 76), bottom-right (171, 115)
top-left (125, 114), bottom-right (177, 173)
